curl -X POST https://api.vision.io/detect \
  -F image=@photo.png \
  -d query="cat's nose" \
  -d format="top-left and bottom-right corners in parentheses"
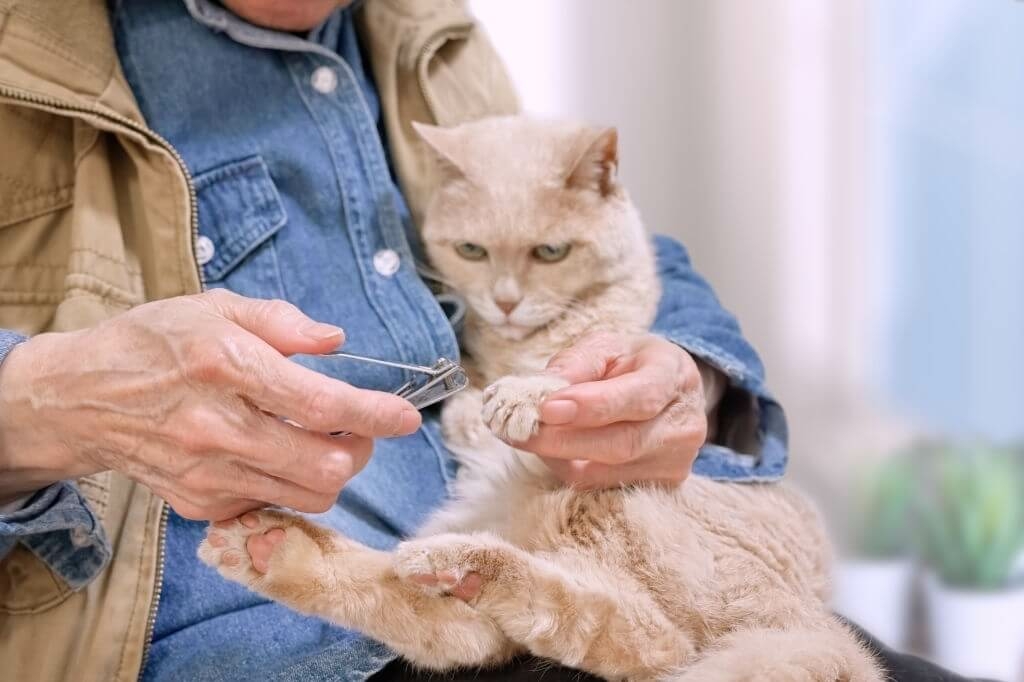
top-left (495, 299), bottom-right (519, 315)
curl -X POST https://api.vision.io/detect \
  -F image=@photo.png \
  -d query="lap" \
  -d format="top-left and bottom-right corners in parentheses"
top-left (371, 628), bottom-right (980, 682)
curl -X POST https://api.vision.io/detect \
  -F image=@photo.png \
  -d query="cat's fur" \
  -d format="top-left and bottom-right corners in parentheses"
top-left (199, 117), bottom-right (884, 681)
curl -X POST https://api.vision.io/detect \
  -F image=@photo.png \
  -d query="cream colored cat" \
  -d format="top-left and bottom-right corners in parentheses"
top-left (199, 117), bottom-right (884, 681)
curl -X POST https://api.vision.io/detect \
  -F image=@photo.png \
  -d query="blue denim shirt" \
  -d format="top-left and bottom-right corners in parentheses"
top-left (0, 1), bottom-right (786, 679)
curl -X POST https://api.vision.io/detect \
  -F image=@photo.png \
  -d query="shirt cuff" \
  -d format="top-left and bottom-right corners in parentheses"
top-left (1, 331), bottom-right (31, 512)
top-left (0, 329), bottom-right (26, 364)
top-left (661, 333), bottom-right (788, 482)
top-left (0, 482), bottom-right (111, 590)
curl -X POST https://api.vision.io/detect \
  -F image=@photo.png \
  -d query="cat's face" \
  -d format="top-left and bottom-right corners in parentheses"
top-left (417, 117), bottom-right (646, 340)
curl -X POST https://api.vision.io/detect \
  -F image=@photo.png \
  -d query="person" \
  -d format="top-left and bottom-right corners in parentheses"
top-left (0, 1), bottom-right (972, 681)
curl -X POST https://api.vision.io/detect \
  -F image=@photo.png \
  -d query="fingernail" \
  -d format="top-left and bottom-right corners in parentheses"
top-left (398, 408), bottom-right (421, 435)
top-left (300, 321), bottom-right (344, 342)
top-left (320, 452), bottom-right (351, 482)
top-left (542, 399), bottom-right (578, 425)
top-left (239, 513), bottom-right (260, 529)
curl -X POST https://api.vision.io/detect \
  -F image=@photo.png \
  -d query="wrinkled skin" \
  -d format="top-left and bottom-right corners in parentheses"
top-left (0, 290), bottom-right (420, 518)
top-left (529, 331), bottom-right (708, 488)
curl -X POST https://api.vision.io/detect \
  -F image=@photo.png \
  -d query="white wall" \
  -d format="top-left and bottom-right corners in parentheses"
top-left (470, 0), bottom-right (909, 524)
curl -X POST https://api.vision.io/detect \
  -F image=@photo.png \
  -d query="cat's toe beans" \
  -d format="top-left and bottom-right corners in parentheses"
top-left (220, 551), bottom-right (242, 567)
top-left (394, 543), bottom-right (438, 580)
top-left (199, 527), bottom-right (259, 581)
top-left (199, 510), bottom-right (303, 578)
top-left (394, 536), bottom-right (485, 596)
top-left (246, 528), bottom-right (287, 573)
top-left (448, 572), bottom-right (483, 601)
top-left (395, 534), bottom-right (514, 598)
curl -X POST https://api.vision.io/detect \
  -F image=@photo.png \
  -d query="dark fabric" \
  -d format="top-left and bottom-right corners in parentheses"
top-left (371, 629), bottom-right (985, 682)
top-left (371, 657), bottom-right (601, 682)
top-left (847, 622), bottom-right (986, 682)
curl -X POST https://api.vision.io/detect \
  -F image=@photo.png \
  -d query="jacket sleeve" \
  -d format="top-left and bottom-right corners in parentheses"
top-left (649, 235), bottom-right (789, 482)
top-left (0, 330), bottom-right (111, 589)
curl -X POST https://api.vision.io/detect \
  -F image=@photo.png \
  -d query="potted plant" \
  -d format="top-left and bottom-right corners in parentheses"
top-left (833, 452), bottom-right (918, 650)
top-left (919, 446), bottom-right (1024, 681)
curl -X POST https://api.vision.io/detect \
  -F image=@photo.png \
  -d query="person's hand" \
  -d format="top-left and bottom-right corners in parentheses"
top-left (516, 332), bottom-right (708, 488)
top-left (0, 290), bottom-right (420, 519)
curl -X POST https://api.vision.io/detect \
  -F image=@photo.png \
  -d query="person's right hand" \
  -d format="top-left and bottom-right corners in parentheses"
top-left (0, 290), bottom-right (421, 520)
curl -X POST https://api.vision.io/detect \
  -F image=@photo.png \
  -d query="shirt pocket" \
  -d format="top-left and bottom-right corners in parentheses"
top-left (194, 155), bottom-right (287, 299)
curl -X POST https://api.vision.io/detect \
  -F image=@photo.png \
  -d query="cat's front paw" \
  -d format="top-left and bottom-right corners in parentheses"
top-left (198, 509), bottom-right (337, 588)
top-left (393, 533), bottom-right (521, 603)
top-left (481, 374), bottom-right (569, 442)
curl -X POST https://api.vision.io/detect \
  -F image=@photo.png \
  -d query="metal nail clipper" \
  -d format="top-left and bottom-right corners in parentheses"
top-left (290, 351), bottom-right (468, 436)
top-left (319, 350), bottom-right (469, 411)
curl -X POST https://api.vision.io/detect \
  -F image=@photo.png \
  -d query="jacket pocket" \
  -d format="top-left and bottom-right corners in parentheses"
top-left (194, 155), bottom-right (287, 298)
top-left (0, 545), bottom-right (74, 614)
top-left (0, 106), bottom-right (75, 230)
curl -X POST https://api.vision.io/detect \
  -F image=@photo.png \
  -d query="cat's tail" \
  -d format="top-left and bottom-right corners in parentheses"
top-left (666, 621), bottom-right (886, 682)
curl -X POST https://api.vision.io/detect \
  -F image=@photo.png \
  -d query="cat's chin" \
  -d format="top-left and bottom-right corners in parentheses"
top-left (489, 323), bottom-right (537, 341)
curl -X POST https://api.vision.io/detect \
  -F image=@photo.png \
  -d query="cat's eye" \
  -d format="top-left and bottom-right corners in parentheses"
top-left (531, 243), bottom-right (572, 263)
top-left (455, 242), bottom-right (488, 261)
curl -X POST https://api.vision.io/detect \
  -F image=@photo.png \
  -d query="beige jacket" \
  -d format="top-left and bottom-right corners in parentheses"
top-left (0, 1), bottom-right (517, 679)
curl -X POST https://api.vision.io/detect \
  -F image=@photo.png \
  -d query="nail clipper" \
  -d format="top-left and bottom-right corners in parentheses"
top-left (320, 350), bottom-right (469, 410)
top-left (294, 351), bottom-right (467, 436)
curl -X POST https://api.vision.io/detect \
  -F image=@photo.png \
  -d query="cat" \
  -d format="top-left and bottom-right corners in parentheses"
top-left (198, 116), bottom-right (884, 681)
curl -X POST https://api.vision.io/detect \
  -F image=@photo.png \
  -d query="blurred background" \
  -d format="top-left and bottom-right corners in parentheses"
top-left (469, 0), bottom-right (1024, 679)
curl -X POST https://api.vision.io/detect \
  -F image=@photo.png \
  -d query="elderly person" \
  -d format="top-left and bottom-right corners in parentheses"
top-left (0, 1), bottom-right (969, 681)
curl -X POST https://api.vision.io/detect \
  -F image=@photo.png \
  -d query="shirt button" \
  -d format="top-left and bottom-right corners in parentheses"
top-left (311, 66), bottom-right (338, 94)
top-left (70, 526), bottom-right (92, 548)
top-left (373, 249), bottom-right (401, 277)
top-left (195, 235), bottom-right (215, 266)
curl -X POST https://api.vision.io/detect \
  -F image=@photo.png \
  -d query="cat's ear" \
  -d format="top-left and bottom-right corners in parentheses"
top-left (566, 127), bottom-right (619, 197)
top-left (412, 121), bottom-right (468, 182)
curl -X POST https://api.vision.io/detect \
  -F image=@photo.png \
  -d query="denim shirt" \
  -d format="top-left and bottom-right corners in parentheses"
top-left (0, 1), bottom-right (786, 679)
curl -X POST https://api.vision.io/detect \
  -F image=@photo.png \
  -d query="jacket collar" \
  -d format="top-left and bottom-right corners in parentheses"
top-left (0, 0), bottom-right (145, 123)
top-left (0, 0), bottom-right (474, 123)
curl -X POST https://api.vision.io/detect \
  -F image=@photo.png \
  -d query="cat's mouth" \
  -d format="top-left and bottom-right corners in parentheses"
top-left (491, 322), bottom-right (537, 341)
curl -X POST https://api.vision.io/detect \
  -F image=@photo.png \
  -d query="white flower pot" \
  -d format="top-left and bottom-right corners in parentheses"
top-left (832, 559), bottom-right (914, 650)
top-left (926, 574), bottom-right (1024, 681)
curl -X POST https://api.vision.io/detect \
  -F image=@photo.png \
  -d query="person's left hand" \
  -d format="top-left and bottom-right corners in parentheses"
top-left (516, 332), bottom-right (708, 488)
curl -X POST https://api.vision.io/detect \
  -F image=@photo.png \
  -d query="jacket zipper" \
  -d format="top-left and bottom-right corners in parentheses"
top-left (0, 87), bottom-right (202, 285)
top-left (139, 502), bottom-right (169, 674)
top-left (0, 85), bottom-right (203, 679)
top-left (415, 27), bottom-right (471, 123)
top-left (4, 17), bottom-right (462, 676)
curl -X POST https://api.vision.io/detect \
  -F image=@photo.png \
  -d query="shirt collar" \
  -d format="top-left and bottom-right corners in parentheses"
top-left (182, 0), bottom-right (344, 57)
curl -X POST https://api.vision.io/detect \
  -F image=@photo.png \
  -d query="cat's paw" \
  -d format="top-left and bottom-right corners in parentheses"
top-left (393, 533), bottom-right (520, 603)
top-left (481, 374), bottom-right (569, 442)
top-left (198, 509), bottom-right (336, 587)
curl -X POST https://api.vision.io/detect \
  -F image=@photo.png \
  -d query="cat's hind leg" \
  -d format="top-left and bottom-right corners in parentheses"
top-left (395, 532), bottom-right (696, 680)
top-left (670, 623), bottom-right (885, 682)
top-left (199, 510), bottom-right (517, 671)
